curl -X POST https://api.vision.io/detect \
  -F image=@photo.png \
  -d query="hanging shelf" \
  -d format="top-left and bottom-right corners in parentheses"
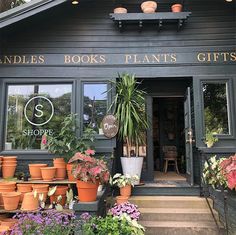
top-left (110, 12), bottom-right (191, 31)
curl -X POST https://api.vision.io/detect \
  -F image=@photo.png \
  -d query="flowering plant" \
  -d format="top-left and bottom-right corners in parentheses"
top-left (110, 173), bottom-right (139, 188)
top-left (68, 149), bottom-right (110, 184)
top-left (220, 154), bottom-right (236, 190)
top-left (202, 155), bottom-right (227, 189)
top-left (108, 202), bottom-right (141, 220)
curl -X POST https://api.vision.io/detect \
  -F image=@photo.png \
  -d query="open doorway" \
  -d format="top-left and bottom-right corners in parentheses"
top-left (153, 97), bottom-right (187, 183)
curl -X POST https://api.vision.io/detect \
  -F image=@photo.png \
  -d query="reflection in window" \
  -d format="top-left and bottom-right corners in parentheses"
top-left (83, 83), bottom-right (107, 134)
top-left (203, 83), bottom-right (229, 135)
top-left (5, 84), bottom-right (72, 150)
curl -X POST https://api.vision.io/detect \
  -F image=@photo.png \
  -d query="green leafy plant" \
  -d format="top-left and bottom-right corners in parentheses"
top-left (110, 173), bottom-right (139, 187)
top-left (11, 0), bottom-right (27, 9)
top-left (205, 130), bottom-right (218, 148)
top-left (46, 113), bottom-right (95, 162)
top-left (109, 73), bottom-right (149, 157)
top-left (202, 155), bottom-right (227, 189)
top-left (82, 214), bottom-right (145, 235)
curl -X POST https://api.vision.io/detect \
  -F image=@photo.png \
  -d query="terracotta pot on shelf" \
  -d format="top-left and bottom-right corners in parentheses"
top-left (49, 186), bottom-right (68, 206)
top-left (141, 1), bottom-right (157, 13)
top-left (171, 4), bottom-right (182, 12)
top-left (113, 7), bottom-right (128, 14)
top-left (66, 163), bottom-right (76, 181)
top-left (29, 164), bottom-right (48, 180)
top-left (120, 185), bottom-right (132, 197)
top-left (21, 192), bottom-right (39, 211)
top-left (2, 156), bottom-right (17, 161)
top-left (0, 226), bottom-right (10, 233)
top-left (2, 192), bottom-right (21, 211)
top-left (17, 184), bottom-right (32, 202)
top-left (76, 180), bottom-right (99, 202)
top-left (0, 182), bottom-right (16, 206)
top-left (54, 159), bottom-right (66, 180)
top-left (0, 218), bottom-right (18, 228)
top-left (32, 184), bottom-right (49, 202)
top-left (40, 167), bottom-right (56, 181)
top-left (116, 195), bottom-right (129, 205)
top-left (2, 158), bottom-right (17, 178)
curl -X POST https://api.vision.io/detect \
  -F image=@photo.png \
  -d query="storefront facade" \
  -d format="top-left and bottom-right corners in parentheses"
top-left (0, 0), bottom-right (235, 193)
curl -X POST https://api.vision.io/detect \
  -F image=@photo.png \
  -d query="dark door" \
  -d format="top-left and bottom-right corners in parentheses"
top-left (184, 87), bottom-right (194, 186)
top-left (141, 96), bottom-right (154, 181)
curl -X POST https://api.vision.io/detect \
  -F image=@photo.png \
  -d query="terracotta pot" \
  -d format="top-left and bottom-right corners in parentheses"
top-left (0, 182), bottom-right (16, 189)
top-left (114, 7), bottom-right (127, 14)
top-left (76, 180), bottom-right (99, 202)
top-left (55, 168), bottom-right (67, 180)
top-left (40, 167), bottom-right (56, 181)
top-left (2, 192), bottom-right (21, 210)
top-left (29, 164), bottom-right (48, 180)
top-left (2, 165), bottom-right (17, 179)
top-left (54, 186), bottom-right (69, 195)
top-left (141, 1), bottom-right (157, 13)
top-left (49, 185), bottom-right (68, 205)
top-left (2, 161), bottom-right (17, 165)
top-left (3, 156), bottom-right (17, 161)
top-left (116, 195), bottom-right (129, 205)
top-left (66, 163), bottom-right (76, 181)
top-left (54, 159), bottom-right (66, 180)
top-left (0, 226), bottom-right (10, 233)
top-left (17, 184), bottom-right (32, 193)
top-left (120, 185), bottom-right (132, 197)
top-left (21, 192), bottom-right (39, 211)
top-left (50, 194), bottom-right (66, 206)
top-left (0, 218), bottom-right (18, 228)
top-left (32, 184), bottom-right (49, 202)
top-left (53, 158), bottom-right (65, 163)
top-left (32, 184), bottom-right (49, 191)
top-left (171, 4), bottom-right (182, 12)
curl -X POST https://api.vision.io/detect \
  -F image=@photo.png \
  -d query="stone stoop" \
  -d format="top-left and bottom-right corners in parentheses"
top-left (129, 196), bottom-right (226, 235)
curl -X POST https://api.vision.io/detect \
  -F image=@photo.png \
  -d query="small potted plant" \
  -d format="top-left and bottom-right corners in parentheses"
top-left (110, 173), bottom-right (139, 197)
top-left (68, 149), bottom-right (110, 202)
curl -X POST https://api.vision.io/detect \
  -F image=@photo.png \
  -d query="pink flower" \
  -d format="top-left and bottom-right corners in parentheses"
top-left (90, 166), bottom-right (102, 176)
top-left (227, 170), bottom-right (236, 190)
top-left (41, 135), bottom-right (47, 145)
top-left (85, 149), bottom-right (95, 156)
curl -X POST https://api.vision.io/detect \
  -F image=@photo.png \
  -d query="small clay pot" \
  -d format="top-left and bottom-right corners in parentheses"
top-left (141, 1), bottom-right (157, 13)
top-left (171, 4), bottom-right (182, 12)
top-left (66, 163), bottom-right (76, 181)
top-left (53, 158), bottom-right (65, 163)
top-left (21, 192), bottom-right (39, 211)
top-left (0, 182), bottom-right (16, 190)
top-left (55, 168), bottom-right (67, 180)
top-left (142, 7), bottom-right (156, 13)
top-left (2, 165), bottom-right (17, 179)
top-left (29, 164), bottom-right (48, 180)
top-left (32, 184), bottom-right (49, 191)
top-left (116, 195), bottom-right (129, 205)
top-left (2, 192), bottom-right (21, 211)
top-left (17, 184), bottom-right (32, 193)
top-left (32, 184), bottom-right (49, 202)
top-left (120, 185), bottom-right (132, 197)
top-left (3, 156), bottom-right (17, 161)
top-left (40, 167), bottom-right (56, 181)
top-left (0, 218), bottom-right (18, 228)
top-left (114, 7), bottom-right (128, 14)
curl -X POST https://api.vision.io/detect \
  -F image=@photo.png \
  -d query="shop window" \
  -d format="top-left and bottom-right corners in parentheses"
top-left (5, 84), bottom-right (72, 150)
top-left (203, 82), bottom-right (230, 135)
top-left (83, 83), bottom-right (107, 134)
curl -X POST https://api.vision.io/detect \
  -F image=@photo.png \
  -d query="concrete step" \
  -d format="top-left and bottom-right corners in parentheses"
top-left (140, 221), bottom-right (224, 235)
top-left (139, 207), bottom-right (219, 222)
top-left (129, 196), bottom-right (212, 209)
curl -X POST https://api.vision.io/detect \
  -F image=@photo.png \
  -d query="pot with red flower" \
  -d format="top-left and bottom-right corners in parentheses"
top-left (68, 149), bottom-right (110, 202)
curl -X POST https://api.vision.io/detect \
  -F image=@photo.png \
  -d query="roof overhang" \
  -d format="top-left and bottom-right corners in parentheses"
top-left (0, 0), bottom-right (67, 29)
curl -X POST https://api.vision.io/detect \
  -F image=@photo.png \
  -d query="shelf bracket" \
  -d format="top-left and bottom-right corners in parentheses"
top-left (158, 19), bottom-right (163, 31)
top-left (139, 20), bottom-right (143, 31)
top-left (178, 19), bottom-right (183, 31)
top-left (118, 20), bottom-right (123, 32)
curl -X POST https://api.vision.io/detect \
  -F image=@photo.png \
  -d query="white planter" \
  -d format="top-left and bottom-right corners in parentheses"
top-left (121, 157), bottom-right (143, 185)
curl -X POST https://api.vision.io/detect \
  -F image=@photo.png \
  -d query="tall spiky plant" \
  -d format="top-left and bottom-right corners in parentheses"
top-left (110, 73), bottom-right (149, 157)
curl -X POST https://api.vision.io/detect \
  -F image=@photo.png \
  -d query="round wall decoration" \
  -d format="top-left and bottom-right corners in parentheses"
top-left (101, 115), bottom-right (119, 139)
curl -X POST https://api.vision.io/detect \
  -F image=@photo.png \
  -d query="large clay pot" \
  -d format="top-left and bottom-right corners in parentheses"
top-left (66, 163), bottom-right (76, 182)
top-left (141, 1), bottom-right (157, 13)
top-left (0, 218), bottom-right (18, 228)
top-left (76, 180), bottom-right (99, 202)
top-left (50, 186), bottom-right (68, 206)
top-left (2, 192), bottom-right (21, 210)
top-left (114, 7), bottom-right (127, 13)
top-left (120, 185), bottom-right (132, 197)
top-left (116, 195), bottom-right (129, 205)
top-left (21, 192), bottom-right (39, 211)
top-left (2, 164), bottom-right (17, 179)
top-left (40, 167), bottom-right (56, 181)
top-left (171, 4), bottom-right (182, 12)
top-left (29, 164), bottom-right (48, 180)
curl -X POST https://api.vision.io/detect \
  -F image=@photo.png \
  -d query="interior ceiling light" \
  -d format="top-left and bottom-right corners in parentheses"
top-left (72, 0), bottom-right (79, 4)
top-left (225, 0), bottom-right (232, 2)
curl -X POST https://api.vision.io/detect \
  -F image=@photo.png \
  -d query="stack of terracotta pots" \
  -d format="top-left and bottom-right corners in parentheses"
top-left (0, 182), bottom-right (16, 206)
top-left (28, 163), bottom-right (47, 180)
top-left (17, 184), bottom-right (32, 203)
top-left (53, 158), bottom-right (66, 180)
top-left (116, 185), bottom-right (132, 205)
top-left (2, 156), bottom-right (17, 179)
top-left (32, 184), bottom-right (49, 202)
top-left (141, 1), bottom-right (157, 13)
top-left (40, 167), bottom-right (56, 181)
top-left (21, 192), bottom-right (39, 211)
top-left (49, 186), bottom-right (68, 206)
top-left (2, 192), bottom-right (21, 211)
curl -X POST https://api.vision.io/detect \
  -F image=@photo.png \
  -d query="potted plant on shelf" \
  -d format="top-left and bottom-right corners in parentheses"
top-left (68, 149), bottom-right (110, 202)
top-left (46, 113), bottom-right (95, 181)
top-left (109, 73), bottom-right (149, 184)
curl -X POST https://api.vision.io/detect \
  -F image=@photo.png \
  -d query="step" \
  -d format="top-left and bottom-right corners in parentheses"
top-left (140, 221), bottom-right (224, 235)
top-left (129, 196), bottom-right (211, 209)
top-left (139, 207), bottom-right (219, 222)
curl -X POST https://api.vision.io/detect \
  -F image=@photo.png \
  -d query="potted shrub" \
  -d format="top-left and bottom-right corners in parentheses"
top-left (109, 73), bottom-right (149, 184)
top-left (110, 173), bottom-right (139, 197)
top-left (46, 113), bottom-right (95, 181)
top-left (68, 149), bottom-right (110, 202)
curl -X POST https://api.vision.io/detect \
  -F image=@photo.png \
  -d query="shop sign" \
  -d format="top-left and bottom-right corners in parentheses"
top-left (101, 115), bottom-right (119, 139)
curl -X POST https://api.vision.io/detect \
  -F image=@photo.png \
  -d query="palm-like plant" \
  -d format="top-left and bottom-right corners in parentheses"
top-left (110, 73), bottom-right (149, 157)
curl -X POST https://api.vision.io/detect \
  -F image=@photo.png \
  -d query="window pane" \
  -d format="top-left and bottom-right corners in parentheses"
top-left (203, 83), bottom-right (229, 135)
top-left (83, 83), bottom-right (107, 134)
top-left (5, 84), bottom-right (72, 150)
